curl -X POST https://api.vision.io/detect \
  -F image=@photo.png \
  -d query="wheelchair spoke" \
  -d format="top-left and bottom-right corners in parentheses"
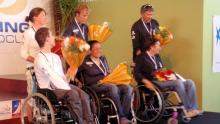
top-left (21, 93), bottom-right (55, 124)
top-left (133, 86), bottom-right (165, 123)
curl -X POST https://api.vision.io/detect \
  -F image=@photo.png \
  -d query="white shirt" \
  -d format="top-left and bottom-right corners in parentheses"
top-left (20, 27), bottom-right (40, 67)
top-left (34, 52), bottom-right (71, 90)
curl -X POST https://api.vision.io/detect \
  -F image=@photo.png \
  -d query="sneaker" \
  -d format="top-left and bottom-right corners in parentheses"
top-left (187, 109), bottom-right (203, 118)
top-left (194, 109), bottom-right (203, 115)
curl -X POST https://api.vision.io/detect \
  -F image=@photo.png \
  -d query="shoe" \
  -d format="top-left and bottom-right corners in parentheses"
top-left (194, 109), bottom-right (203, 115)
top-left (187, 109), bottom-right (203, 118)
top-left (120, 117), bottom-right (131, 124)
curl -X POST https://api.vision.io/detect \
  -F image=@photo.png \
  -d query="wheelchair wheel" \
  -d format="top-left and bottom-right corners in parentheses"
top-left (132, 85), bottom-right (165, 123)
top-left (83, 86), bottom-right (101, 118)
top-left (101, 97), bottom-right (120, 124)
top-left (21, 93), bottom-right (55, 124)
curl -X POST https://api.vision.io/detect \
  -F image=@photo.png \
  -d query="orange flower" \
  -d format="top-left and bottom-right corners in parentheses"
top-left (69, 36), bottom-right (75, 44)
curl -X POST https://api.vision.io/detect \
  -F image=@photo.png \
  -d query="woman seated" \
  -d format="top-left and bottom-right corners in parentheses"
top-left (133, 39), bottom-right (203, 118)
top-left (78, 40), bottom-right (133, 124)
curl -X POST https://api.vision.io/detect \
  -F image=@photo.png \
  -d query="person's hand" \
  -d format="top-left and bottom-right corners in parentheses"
top-left (108, 69), bottom-right (112, 74)
top-left (136, 49), bottom-right (141, 56)
top-left (74, 78), bottom-right (83, 88)
top-left (142, 79), bottom-right (155, 91)
top-left (165, 74), bottom-right (177, 80)
top-left (26, 56), bottom-right (35, 63)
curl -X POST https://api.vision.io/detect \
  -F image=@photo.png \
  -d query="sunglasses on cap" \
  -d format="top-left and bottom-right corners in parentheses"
top-left (141, 4), bottom-right (154, 13)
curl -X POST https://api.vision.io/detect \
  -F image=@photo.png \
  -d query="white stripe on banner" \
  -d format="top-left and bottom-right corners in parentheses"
top-left (0, 0), bottom-right (54, 75)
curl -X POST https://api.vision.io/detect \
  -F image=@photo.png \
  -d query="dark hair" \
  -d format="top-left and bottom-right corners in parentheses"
top-left (25, 7), bottom-right (46, 22)
top-left (88, 40), bottom-right (100, 50)
top-left (35, 27), bottom-right (49, 48)
top-left (144, 38), bottom-right (159, 51)
top-left (140, 4), bottom-right (154, 13)
top-left (74, 4), bottom-right (89, 16)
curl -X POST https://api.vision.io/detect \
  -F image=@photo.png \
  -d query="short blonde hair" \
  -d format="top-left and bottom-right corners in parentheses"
top-left (74, 4), bottom-right (89, 15)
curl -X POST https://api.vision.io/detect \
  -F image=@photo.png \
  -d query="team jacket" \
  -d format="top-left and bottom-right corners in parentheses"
top-left (131, 18), bottom-right (159, 60)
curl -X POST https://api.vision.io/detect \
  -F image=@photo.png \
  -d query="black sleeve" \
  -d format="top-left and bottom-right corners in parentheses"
top-left (133, 55), bottom-right (144, 83)
top-left (63, 23), bottom-right (73, 37)
top-left (85, 25), bottom-right (89, 41)
top-left (152, 19), bottom-right (160, 30)
top-left (155, 54), bottom-right (164, 68)
top-left (131, 24), bottom-right (141, 56)
top-left (76, 63), bottom-right (85, 82)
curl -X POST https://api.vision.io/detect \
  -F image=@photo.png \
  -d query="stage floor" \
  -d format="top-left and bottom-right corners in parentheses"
top-left (0, 112), bottom-right (219, 124)
top-left (0, 75), bottom-right (220, 123)
top-left (0, 74), bottom-right (26, 80)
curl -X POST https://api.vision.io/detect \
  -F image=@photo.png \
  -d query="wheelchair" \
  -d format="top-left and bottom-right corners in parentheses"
top-left (77, 73), bottom-right (136, 124)
top-left (131, 83), bottom-right (191, 124)
top-left (20, 67), bottom-right (86, 124)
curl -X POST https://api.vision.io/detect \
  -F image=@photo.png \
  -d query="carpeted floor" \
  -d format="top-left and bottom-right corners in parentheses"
top-left (189, 112), bottom-right (220, 124)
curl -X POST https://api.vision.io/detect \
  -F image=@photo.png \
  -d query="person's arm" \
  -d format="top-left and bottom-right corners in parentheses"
top-left (20, 31), bottom-right (35, 63)
top-left (134, 55), bottom-right (155, 90)
top-left (131, 24), bottom-right (141, 57)
top-left (82, 63), bottom-right (105, 85)
top-left (63, 22), bottom-right (74, 37)
top-left (133, 55), bottom-right (145, 82)
top-left (153, 19), bottom-right (160, 30)
top-left (36, 55), bottom-right (70, 90)
top-left (56, 56), bottom-right (68, 81)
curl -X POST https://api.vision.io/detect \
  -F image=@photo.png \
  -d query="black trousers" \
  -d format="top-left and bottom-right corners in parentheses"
top-left (53, 85), bottom-right (94, 124)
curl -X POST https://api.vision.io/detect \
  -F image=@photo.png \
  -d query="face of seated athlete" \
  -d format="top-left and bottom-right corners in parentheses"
top-left (148, 41), bottom-right (161, 55)
top-left (90, 42), bottom-right (103, 58)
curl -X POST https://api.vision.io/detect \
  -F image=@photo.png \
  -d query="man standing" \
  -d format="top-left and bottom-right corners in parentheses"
top-left (63, 4), bottom-right (89, 41)
top-left (131, 4), bottom-right (159, 60)
top-left (34, 27), bottom-right (94, 124)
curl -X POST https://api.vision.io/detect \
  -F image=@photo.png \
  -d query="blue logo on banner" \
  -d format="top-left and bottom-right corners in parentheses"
top-left (216, 27), bottom-right (220, 45)
top-left (12, 100), bottom-right (20, 114)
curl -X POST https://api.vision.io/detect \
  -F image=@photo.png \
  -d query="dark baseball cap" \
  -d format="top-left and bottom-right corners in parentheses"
top-left (140, 4), bottom-right (154, 13)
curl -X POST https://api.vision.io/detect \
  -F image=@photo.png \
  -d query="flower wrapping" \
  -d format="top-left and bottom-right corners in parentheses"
top-left (153, 68), bottom-right (176, 81)
top-left (99, 63), bottom-right (133, 85)
top-left (89, 22), bottom-right (112, 43)
top-left (61, 36), bottom-right (90, 80)
top-left (154, 26), bottom-right (173, 46)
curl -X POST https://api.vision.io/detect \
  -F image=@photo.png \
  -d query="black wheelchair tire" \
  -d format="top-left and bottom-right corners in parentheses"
top-left (132, 85), bottom-right (165, 123)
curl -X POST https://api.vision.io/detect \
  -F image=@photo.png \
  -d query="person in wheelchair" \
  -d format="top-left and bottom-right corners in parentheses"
top-left (133, 39), bottom-right (203, 118)
top-left (78, 40), bottom-right (133, 124)
top-left (34, 27), bottom-right (95, 124)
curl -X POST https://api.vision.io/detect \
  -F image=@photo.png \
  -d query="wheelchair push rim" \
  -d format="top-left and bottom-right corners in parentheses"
top-left (21, 93), bottom-right (55, 124)
top-left (132, 85), bottom-right (165, 123)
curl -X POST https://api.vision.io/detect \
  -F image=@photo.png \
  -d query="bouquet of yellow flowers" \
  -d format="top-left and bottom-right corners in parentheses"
top-left (62, 36), bottom-right (90, 80)
top-left (99, 63), bottom-right (133, 85)
top-left (154, 26), bottom-right (173, 46)
top-left (89, 22), bottom-right (112, 43)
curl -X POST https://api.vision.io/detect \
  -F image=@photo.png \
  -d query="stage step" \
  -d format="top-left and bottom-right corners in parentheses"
top-left (0, 99), bottom-right (24, 121)
top-left (0, 75), bottom-right (27, 122)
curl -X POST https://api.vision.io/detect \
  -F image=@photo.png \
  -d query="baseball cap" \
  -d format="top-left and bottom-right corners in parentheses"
top-left (140, 4), bottom-right (154, 13)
